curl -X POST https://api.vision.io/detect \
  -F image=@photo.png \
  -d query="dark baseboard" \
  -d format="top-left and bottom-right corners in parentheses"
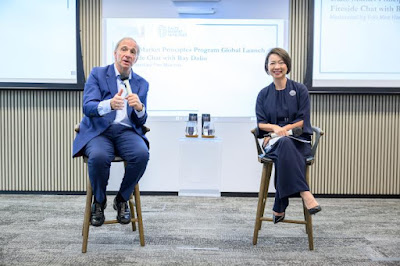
top-left (139, 191), bottom-right (178, 196)
top-left (0, 191), bottom-right (398, 198)
top-left (222, 192), bottom-right (400, 199)
top-left (0, 190), bottom-right (179, 196)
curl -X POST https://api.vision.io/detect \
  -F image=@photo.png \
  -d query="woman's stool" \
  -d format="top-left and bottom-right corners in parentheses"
top-left (251, 126), bottom-right (324, 250)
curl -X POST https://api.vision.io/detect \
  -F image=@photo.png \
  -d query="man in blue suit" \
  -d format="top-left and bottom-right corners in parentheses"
top-left (73, 37), bottom-right (149, 226)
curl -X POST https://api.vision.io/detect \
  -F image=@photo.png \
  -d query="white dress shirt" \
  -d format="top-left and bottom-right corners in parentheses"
top-left (97, 64), bottom-right (145, 127)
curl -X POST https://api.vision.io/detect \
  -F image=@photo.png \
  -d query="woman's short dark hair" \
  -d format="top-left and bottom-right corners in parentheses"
top-left (264, 47), bottom-right (291, 75)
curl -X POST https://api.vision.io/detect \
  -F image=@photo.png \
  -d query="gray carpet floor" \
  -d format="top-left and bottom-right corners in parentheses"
top-left (0, 195), bottom-right (399, 265)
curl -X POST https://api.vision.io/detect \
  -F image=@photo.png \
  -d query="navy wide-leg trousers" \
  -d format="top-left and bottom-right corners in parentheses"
top-left (265, 137), bottom-right (311, 213)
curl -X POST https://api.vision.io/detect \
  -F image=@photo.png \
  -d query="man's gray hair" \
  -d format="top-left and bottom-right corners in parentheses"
top-left (114, 37), bottom-right (140, 57)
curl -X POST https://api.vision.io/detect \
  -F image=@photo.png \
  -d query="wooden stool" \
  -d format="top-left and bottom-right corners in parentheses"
top-left (251, 126), bottom-right (324, 250)
top-left (81, 156), bottom-right (145, 253)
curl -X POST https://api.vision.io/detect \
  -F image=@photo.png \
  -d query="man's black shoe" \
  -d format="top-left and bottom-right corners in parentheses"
top-left (91, 201), bottom-right (106, 227)
top-left (113, 197), bottom-right (131, 224)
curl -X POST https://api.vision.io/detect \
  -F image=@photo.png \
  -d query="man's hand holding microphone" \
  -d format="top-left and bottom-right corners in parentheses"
top-left (111, 78), bottom-right (143, 112)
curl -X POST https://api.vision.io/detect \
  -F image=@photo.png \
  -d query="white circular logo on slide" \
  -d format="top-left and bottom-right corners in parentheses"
top-left (289, 90), bottom-right (296, 96)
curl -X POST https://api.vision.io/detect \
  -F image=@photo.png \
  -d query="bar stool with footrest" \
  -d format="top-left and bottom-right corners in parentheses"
top-left (74, 124), bottom-right (149, 253)
top-left (251, 126), bottom-right (324, 250)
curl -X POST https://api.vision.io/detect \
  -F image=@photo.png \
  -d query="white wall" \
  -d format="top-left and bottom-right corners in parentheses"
top-left (103, 0), bottom-right (289, 20)
top-left (102, 0), bottom-right (288, 193)
top-left (108, 116), bottom-right (270, 193)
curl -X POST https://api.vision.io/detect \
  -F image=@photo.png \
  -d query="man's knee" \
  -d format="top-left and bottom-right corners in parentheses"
top-left (137, 149), bottom-right (150, 164)
top-left (124, 147), bottom-right (149, 164)
top-left (87, 152), bottom-right (112, 167)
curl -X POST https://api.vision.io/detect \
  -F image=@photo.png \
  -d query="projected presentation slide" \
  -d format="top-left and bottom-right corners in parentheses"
top-left (0, 0), bottom-right (77, 85)
top-left (104, 18), bottom-right (285, 117)
top-left (312, 0), bottom-right (400, 88)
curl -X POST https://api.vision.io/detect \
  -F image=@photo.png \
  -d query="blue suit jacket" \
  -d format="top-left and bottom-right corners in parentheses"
top-left (72, 64), bottom-right (149, 158)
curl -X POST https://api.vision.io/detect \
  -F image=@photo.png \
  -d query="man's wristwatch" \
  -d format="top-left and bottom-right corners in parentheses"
top-left (136, 103), bottom-right (145, 112)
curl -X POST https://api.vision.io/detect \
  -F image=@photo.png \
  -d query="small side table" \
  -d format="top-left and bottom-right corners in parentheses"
top-left (178, 137), bottom-right (222, 197)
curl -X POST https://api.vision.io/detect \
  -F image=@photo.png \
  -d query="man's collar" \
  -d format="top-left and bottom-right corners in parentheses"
top-left (113, 64), bottom-right (132, 79)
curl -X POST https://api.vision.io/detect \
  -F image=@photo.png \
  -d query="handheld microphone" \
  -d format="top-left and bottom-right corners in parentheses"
top-left (120, 75), bottom-right (132, 94)
top-left (267, 127), bottom-right (303, 138)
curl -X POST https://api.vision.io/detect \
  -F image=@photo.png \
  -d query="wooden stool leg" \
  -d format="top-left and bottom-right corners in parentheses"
top-left (303, 203), bottom-right (309, 234)
top-left (303, 202), bottom-right (314, 250)
top-left (82, 179), bottom-right (92, 253)
top-left (259, 163), bottom-right (272, 230)
top-left (134, 184), bottom-right (145, 246)
top-left (129, 193), bottom-right (137, 231)
top-left (253, 163), bottom-right (272, 245)
top-left (304, 166), bottom-right (314, 250)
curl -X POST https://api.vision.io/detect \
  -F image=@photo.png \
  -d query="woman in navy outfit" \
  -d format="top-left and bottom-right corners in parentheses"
top-left (255, 48), bottom-right (321, 224)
